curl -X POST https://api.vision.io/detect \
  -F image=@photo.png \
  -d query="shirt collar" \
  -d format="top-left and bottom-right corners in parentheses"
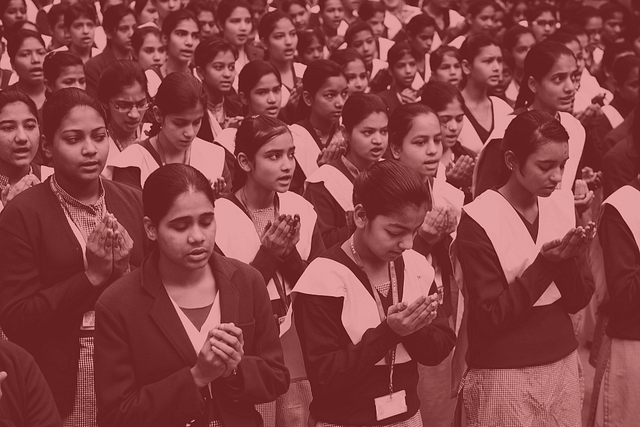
top-left (52, 174), bottom-right (105, 209)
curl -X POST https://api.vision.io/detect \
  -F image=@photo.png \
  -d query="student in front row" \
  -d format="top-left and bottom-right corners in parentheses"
top-left (294, 160), bottom-right (456, 426)
top-left (95, 164), bottom-right (289, 427)
top-left (453, 110), bottom-right (595, 426)
top-left (0, 88), bottom-right (146, 426)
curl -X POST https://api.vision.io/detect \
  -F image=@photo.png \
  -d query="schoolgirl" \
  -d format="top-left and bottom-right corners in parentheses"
top-left (283, 0), bottom-right (320, 32)
top-left (329, 48), bottom-right (369, 95)
top-left (0, 87), bottom-right (146, 426)
top-left (318, 0), bottom-right (348, 52)
top-left (502, 25), bottom-right (536, 107)
top-left (145, 10), bottom-right (201, 98)
top-left (217, 0), bottom-right (260, 83)
top-left (1, 0), bottom-right (27, 33)
top-left (185, 0), bottom-right (220, 40)
top-left (290, 59), bottom-right (348, 194)
top-left (131, 25), bottom-right (167, 71)
top-left (297, 29), bottom-right (326, 65)
top-left (448, 0), bottom-right (496, 49)
top-left (429, 45), bottom-right (462, 88)
top-left (109, 72), bottom-right (230, 192)
top-left (359, 0), bottom-right (395, 56)
top-left (43, 50), bottom-right (86, 95)
top-left (527, 2), bottom-right (558, 42)
top-left (95, 163), bottom-right (289, 427)
top-left (7, 30), bottom-right (47, 110)
top-left (453, 110), bottom-right (594, 426)
top-left (304, 93), bottom-right (388, 248)
top-left (344, 21), bottom-right (388, 83)
top-left (376, 42), bottom-right (419, 115)
top-left (406, 13), bottom-right (437, 86)
top-left (294, 159), bottom-right (456, 426)
top-left (150, 0), bottom-right (179, 29)
top-left (62, 2), bottom-right (101, 64)
top-left (422, 0), bottom-right (465, 52)
top-left (97, 59), bottom-right (150, 179)
top-left (458, 33), bottom-right (513, 155)
top-left (134, 0), bottom-right (159, 26)
top-left (215, 115), bottom-right (325, 427)
top-left (381, 0), bottom-right (420, 41)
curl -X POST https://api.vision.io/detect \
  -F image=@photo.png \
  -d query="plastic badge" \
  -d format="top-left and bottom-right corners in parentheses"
top-left (374, 390), bottom-right (407, 421)
top-left (81, 310), bottom-right (95, 331)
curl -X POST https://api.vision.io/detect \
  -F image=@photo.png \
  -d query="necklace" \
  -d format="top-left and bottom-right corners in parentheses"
top-left (350, 235), bottom-right (392, 297)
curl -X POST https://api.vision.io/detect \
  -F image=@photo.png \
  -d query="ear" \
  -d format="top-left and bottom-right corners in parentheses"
top-left (465, 14), bottom-right (473, 26)
top-left (41, 135), bottom-right (53, 162)
top-left (195, 65), bottom-right (205, 81)
top-left (504, 150), bottom-right (518, 172)
top-left (236, 152), bottom-right (253, 173)
top-left (390, 143), bottom-right (401, 160)
top-left (239, 90), bottom-right (249, 106)
top-left (302, 90), bottom-right (312, 107)
top-left (527, 75), bottom-right (538, 94)
top-left (143, 217), bottom-right (158, 242)
top-left (353, 204), bottom-right (368, 229)
top-left (152, 105), bottom-right (163, 126)
top-left (161, 33), bottom-right (168, 46)
top-left (105, 29), bottom-right (114, 42)
top-left (44, 78), bottom-right (53, 94)
top-left (461, 59), bottom-right (471, 76)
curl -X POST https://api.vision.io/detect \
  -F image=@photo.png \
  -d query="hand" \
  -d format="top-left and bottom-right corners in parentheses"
top-left (581, 167), bottom-right (603, 191)
top-left (85, 215), bottom-right (114, 287)
top-left (386, 294), bottom-right (439, 337)
top-left (111, 218), bottom-right (133, 280)
top-left (540, 223), bottom-right (597, 262)
top-left (573, 179), bottom-right (594, 216)
top-left (190, 328), bottom-right (235, 388)
top-left (575, 103), bottom-right (602, 125)
top-left (316, 137), bottom-right (345, 166)
top-left (0, 371), bottom-right (6, 402)
top-left (327, 35), bottom-right (345, 51)
top-left (445, 155), bottom-right (475, 188)
top-left (214, 323), bottom-right (244, 378)
top-left (212, 177), bottom-right (226, 199)
top-left (1, 174), bottom-right (40, 206)
top-left (261, 214), bottom-right (297, 258)
top-left (418, 206), bottom-right (455, 245)
top-left (287, 82), bottom-right (303, 109)
top-left (399, 88), bottom-right (418, 104)
top-left (224, 116), bottom-right (244, 129)
top-left (282, 214), bottom-right (301, 257)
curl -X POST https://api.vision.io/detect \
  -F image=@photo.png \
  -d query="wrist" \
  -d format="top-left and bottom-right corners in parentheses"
top-left (190, 366), bottom-right (209, 389)
top-left (85, 270), bottom-right (108, 288)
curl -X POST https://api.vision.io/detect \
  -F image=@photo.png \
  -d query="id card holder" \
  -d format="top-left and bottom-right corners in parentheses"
top-left (374, 390), bottom-right (407, 421)
top-left (81, 310), bottom-right (95, 331)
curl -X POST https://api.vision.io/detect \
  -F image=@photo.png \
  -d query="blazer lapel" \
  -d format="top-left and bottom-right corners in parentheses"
top-left (213, 254), bottom-right (240, 324)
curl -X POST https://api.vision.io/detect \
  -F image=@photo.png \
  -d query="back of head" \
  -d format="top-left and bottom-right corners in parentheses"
top-left (459, 32), bottom-right (499, 63)
top-left (42, 87), bottom-right (106, 142)
top-left (420, 80), bottom-right (464, 112)
top-left (342, 93), bottom-right (388, 133)
top-left (601, 42), bottom-right (633, 73)
top-left (97, 59), bottom-right (148, 105)
top-left (330, 48), bottom-right (364, 70)
top-left (345, 20), bottom-right (373, 46)
top-left (64, 1), bottom-right (97, 27)
top-left (8, 29), bottom-right (45, 62)
top-left (611, 54), bottom-right (640, 85)
top-left (358, 0), bottom-right (385, 21)
top-left (194, 39), bottom-right (238, 69)
top-left (546, 31), bottom-right (579, 47)
top-left (162, 9), bottom-right (199, 37)
top-left (406, 13), bottom-right (436, 38)
top-left (43, 51), bottom-right (83, 84)
top-left (238, 60), bottom-right (282, 96)
top-left (389, 103), bottom-right (436, 148)
top-left (155, 72), bottom-right (207, 116)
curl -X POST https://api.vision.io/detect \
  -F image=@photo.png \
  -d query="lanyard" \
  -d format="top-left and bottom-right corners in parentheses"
top-left (350, 235), bottom-right (399, 397)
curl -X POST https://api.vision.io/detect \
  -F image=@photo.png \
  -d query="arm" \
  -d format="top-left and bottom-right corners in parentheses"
top-left (280, 223), bottom-right (326, 285)
top-left (303, 182), bottom-right (350, 249)
top-left (401, 303), bottom-right (456, 366)
top-left (554, 255), bottom-right (594, 314)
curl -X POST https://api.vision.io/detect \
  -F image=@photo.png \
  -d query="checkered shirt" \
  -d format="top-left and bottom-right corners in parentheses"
top-left (51, 176), bottom-right (106, 238)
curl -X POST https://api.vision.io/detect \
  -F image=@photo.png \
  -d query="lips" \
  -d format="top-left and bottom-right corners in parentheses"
top-left (277, 175), bottom-right (292, 182)
top-left (189, 248), bottom-right (207, 256)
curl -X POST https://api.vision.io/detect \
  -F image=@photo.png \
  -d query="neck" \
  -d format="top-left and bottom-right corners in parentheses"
top-left (514, 68), bottom-right (524, 84)
top-left (462, 80), bottom-right (488, 102)
top-left (240, 179), bottom-right (275, 210)
top-left (353, 229), bottom-right (387, 270)
top-left (157, 131), bottom-right (187, 160)
top-left (16, 80), bottom-right (44, 95)
top-left (109, 43), bottom-right (131, 60)
top-left (70, 44), bottom-right (91, 60)
top-left (345, 150), bottom-right (373, 172)
top-left (109, 121), bottom-right (136, 146)
top-left (388, 0), bottom-right (404, 13)
top-left (54, 172), bottom-right (100, 204)
top-left (0, 162), bottom-right (29, 185)
top-left (269, 56), bottom-right (291, 72)
top-left (166, 56), bottom-right (189, 75)
top-left (159, 254), bottom-right (212, 290)
top-left (499, 175), bottom-right (536, 211)
top-left (529, 98), bottom-right (557, 116)
top-left (309, 112), bottom-right (334, 134)
top-left (205, 85), bottom-right (224, 107)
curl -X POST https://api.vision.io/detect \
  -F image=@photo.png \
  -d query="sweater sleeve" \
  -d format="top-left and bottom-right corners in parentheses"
top-left (400, 306), bottom-right (456, 366)
top-left (554, 256), bottom-right (593, 314)
top-left (303, 182), bottom-right (349, 249)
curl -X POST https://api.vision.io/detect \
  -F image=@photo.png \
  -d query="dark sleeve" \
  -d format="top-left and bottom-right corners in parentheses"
top-left (294, 293), bottom-right (402, 391)
top-left (455, 214), bottom-right (565, 338)
top-left (84, 60), bottom-right (100, 97)
top-left (280, 223), bottom-right (326, 286)
top-left (250, 246), bottom-right (287, 285)
top-left (553, 256), bottom-right (593, 313)
top-left (112, 167), bottom-right (142, 190)
top-left (602, 145), bottom-right (635, 198)
top-left (400, 304), bottom-right (456, 366)
top-left (303, 182), bottom-right (349, 249)
top-left (600, 204), bottom-right (640, 317)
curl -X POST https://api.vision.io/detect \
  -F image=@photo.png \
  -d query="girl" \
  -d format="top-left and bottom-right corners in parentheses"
top-left (430, 45), bottom-right (462, 88)
top-left (329, 48), bottom-right (369, 95)
top-left (290, 59), bottom-right (348, 193)
top-left (98, 59), bottom-right (150, 179)
top-left (294, 159), bottom-right (456, 426)
top-left (359, 0), bottom-right (392, 47)
top-left (305, 93), bottom-right (388, 248)
top-left (217, 0), bottom-right (257, 82)
top-left (344, 21), bottom-right (390, 85)
top-left (1, 0), bottom-right (27, 32)
top-left (63, 2), bottom-right (100, 64)
top-left (376, 42), bottom-right (419, 116)
top-left (283, 0), bottom-right (319, 32)
top-left (448, 0), bottom-right (496, 49)
top-left (109, 72), bottom-right (230, 192)
top-left (297, 29), bottom-right (326, 65)
top-left (132, 25), bottom-right (167, 71)
top-left (43, 50), bottom-right (86, 95)
top-left (134, 0), bottom-right (159, 26)
top-left (319, 0), bottom-right (348, 52)
top-left (145, 10), bottom-right (201, 98)
top-left (95, 163), bottom-right (289, 427)
top-left (406, 13), bottom-right (437, 86)
top-left (381, 0), bottom-right (421, 40)
top-left (0, 87), bottom-right (146, 426)
top-left (453, 110), bottom-right (594, 426)
top-left (215, 115), bottom-right (325, 427)
top-left (150, 0), bottom-right (179, 29)
top-left (458, 33), bottom-right (513, 155)
top-left (7, 30), bottom-right (47, 110)
top-left (421, 0), bottom-right (466, 52)
top-left (502, 25), bottom-right (536, 107)
top-left (527, 2), bottom-right (558, 42)
top-left (0, 90), bottom-right (53, 213)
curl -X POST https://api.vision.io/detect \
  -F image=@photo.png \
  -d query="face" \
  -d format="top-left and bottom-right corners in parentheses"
top-left (468, 5), bottom-right (495, 34)
top-left (243, 73), bottom-right (282, 117)
top-left (565, 40), bottom-right (584, 75)
top-left (367, 12), bottom-right (385, 38)
top-left (287, 4), bottom-right (310, 31)
top-left (492, 9), bottom-right (505, 36)
top-left (382, 0), bottom-right (401, 9)
top-left (197, 10), bottom-right (218, 39)
top-left (139, 0), bottom-right (159, 24)
top-left (530, 54), bottom-right (579, 113)
top-left (157, 105), bottom-right (204, 150)
top-left (307, 75), bottom-right (348, 123)
top-left (166, 19), bottom-right (200, 63)
top-left (136, 33), bottom-right (167, 70)
top-left (199, 51), bottom-right (236, 94)
top-left (512, 32), bottom-right (536, 72)
top-left (153, 0), bottom-right (180, 21)
top-left (248, 0), bottom-right (267, 29)
top-left (391, 53), bottom-right (417, 89)
top-left (2, 0), bottom-right (26, 30)
top-left (244, 132), bottom-right (296, 192)
top-left (343, 58), bottom-right (369, 94)
top-left (618, 66), bottom-right (639, 104)
top-left (391, 113), bottom-right (443, 179)
top-left (48, 65), bottom-right (86, 92)
top-left (351, 30), bottom-right (376, 66)
top-left (346, 111), bottom-right (388, 164)
top-left (266, 18), bottom-right (298, 63)
top-left (321, 0), bottom-right (344, 30)
top-left (52, 15), bottom-right (71, 47)
top-left (223, 7), bottom-right (252, 48)
top-left (410, 26), bottom-right (435, 56)
top-left (510, 141), bottom-right (568, 197)
top-left (0, 102), bottom-right (39, 175)
top-left (433, 52), bottom-right (462, 87)
top-left (463, 44), bottom-right (502, 88)
top-left (110, 13), bottom-right (136, 52)
top-left (12, 38), bottom-right (46, 85)
top-left (109, 82), bottom-right (148, 136)
top-left (433, 0), bottom-right (451, 8)
top-left (490, 61), bottom-right (512, 98)
top-left (585, 16), bottom-right (602, 51)
top-left (45, 106), bottom-right (108, 183)
top-left (530, 11), bottom-right (556, 42)
top-left (68, 17), bottom-right (96, 50)
top-left (150, 190), bottom-right (217, 272)
top-left (603, 12), bottom-right (624, 43)
top-left (436, 100), bottom-right (464, 148)
top-left (300, 38), bottom-right (324, 64)
top-left (511, 1), bottom-right (527, 23)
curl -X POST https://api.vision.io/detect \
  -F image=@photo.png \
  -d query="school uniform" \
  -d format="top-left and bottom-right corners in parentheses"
top-left (384, 7), bottom-right (421, 40)
top-left (94, 250), bottom-right (290, 427)
top-left (293, 246), bottom-right (456, 426)
top-left (573, 68), bottom-right (613, 115)
top-left (452, 188), bottom-right (593, 426)
top-left (0, 163), bottom-right (54, 213)
top-left (448, 35), bottom-right (465, 49)
top-left (428, 9), bottom-right (465, 52)
top-left (85, 45), bottom-right (130, 97)
top-left (458, 96), bottom-right (513, 155)
top-left (378, 37), bottom-right (395, 62)
top-left (0, 177), bottom-right (146, 420)
top-left (602, 128), bottom-right (637, 199)
top-left (376, 89), bottom-right (403, 116)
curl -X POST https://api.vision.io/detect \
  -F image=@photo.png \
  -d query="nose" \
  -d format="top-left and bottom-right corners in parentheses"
top-left (447, 119), bottom-right (459, 132)
top-left (267, 91), bottom-right (276, 104)
top-left (398, 233), bottom-right (414, 251)
top-left (127, 106), bottom-right (141, 120)
top-left (565, 77), bottom-right (576, 93)
top-left (550, 167), bottom-right (563, 185)
top-left (282, 155), bottom-right (294, 172)
top-left (31, 52), bottom-right (40, 64)
top-left (335, 94), bottom-right (346, 109)
top-left (187, 225), bottom-right (206, 244)
top-left (185, 35), bottom-right (193, 46)
top-left (426, 141), bottom-right (438, 155)
top-left (82, 138), bottom-right (98, 156)
top-left (285, 34), bottom-right (292, 46)
top-left (14, 125), bottom-right (28, 143)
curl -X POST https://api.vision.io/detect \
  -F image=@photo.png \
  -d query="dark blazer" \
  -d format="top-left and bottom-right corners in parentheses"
top-left (375, 89), bottom-right (402, 116)
top-left (85, 46), bottom-right (120, 97)
top-left (0, 178), bottom-right (146, 417)
top-left (94, 250), bottom-right (289, 427)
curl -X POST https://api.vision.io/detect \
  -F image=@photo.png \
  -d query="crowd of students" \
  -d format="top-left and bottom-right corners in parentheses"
top-left (0, 0), bottom-right (639, 426)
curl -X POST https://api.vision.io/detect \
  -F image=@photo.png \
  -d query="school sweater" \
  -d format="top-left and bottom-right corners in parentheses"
top-left (456, 212), bottom-right (593, 369)
top-left (602, 127), bottom-right (637, 198)
top-left (600, 179), bottom-right (640, 341)
top-left (0, 178), bottom-right (146, 416)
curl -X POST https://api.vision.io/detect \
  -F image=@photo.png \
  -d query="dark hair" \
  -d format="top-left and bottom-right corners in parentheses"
top-left (7, 29), bottom-right (45, 61)
top-left (526, 2), bottom-right (557, 23)
top-left (132, 25), bottom-right (162, 54)
top-left (430, 45), bottom-right (461, 71)
top-left (560, 23), bottom-right (587, 38)
top-left (134, 0), bottom-right (151, 19)
top-left (297, 59), bottom-right (344, 120)
top-left (358, 0), bottom-right (385, 21)
top-left (48, 3), bottom-right (69, 31)
top-left (282, 0), bottom-right (307, 13)
top-left (318, 0), bottom-right (339, 12)
top-left (233, 115), bottom-right (291, 190)
top-left (344, 20), bottom-right (373, 46)
top-left (297, 28), bottom-right (325, 53)
top-left (185, 0), bottom-right (216, 17)
top-left (546, 31), bottom-right (580, 47)
top-left (102, 4), bottom-right (135, 34)
top-left (162, 9), bottom-right (200, 37)
top-left (387, 41), bottom-right (417, 68)
top-left (570, 5), bottom-right (599, 27)
top-left (420, 80), bottom-right (464, 113)
top-left (97, 60), bottom-right (148, 106)
top-left (459, 32), bottom-right (499, 63)
top-left (259, 10), bottom-right (293, 40)
top-left (238, 60), bottom-right (282, 96)
top-left (406, 13), bottom-right (436, 38)
top-left (612, 54), bottom-right (640, 85)
top-left (498, 109), bottom-right (569, 185)
top-left (330, 48), bottom-right (365, 70)
top-left (217, 0), bottom-right (252, 26)
top-left (64, 1), bottom-right (97, 27)
top-left (154, 71), bottom-right (207, 118)
top-left (42, 87), bottom-right (107, 142)
top-left (466, 0), bottom-right (495, 17)
top-left (0, 0), bottom-right (26, 18)
top-left (194, 39), bottom-right (238, 68)
top-left (389, 103), bottom-right (438, 148)
top-left (353, 160), bottom-right (431, 219)
top-left (599, 2), bottom-right (625, 22)
top-left (144, 164), bottom-right (216, 225)
top-left (342, 93), bottom-right (387, 134)
top-left (514, 41), bottom-right (575, 109)
top-left (502, 48), bottom-right (514, 70)
top-left (5, 20), bottom-right (39, 40)
top-left (0, 89), bottom-right (39, 124)
top-left (600, 42), bottom-right (633, 74)
top-left (502, 24), bottom-right (535, 53)
top-left (623, 18), bottom-right (640, 45)
top-left (43, 51), bottom-right (83, 84)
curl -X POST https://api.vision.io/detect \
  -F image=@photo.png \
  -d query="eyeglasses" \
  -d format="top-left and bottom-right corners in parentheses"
top-left (111, 100), bottom-right (150, 113)
top-left (534, 20), bottom-right (557, 28)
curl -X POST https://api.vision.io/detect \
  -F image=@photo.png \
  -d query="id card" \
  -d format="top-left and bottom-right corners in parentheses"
top-left (374, 390), bottom-right (407, 421)
top-left (81, 310), bottom-right (95, 331)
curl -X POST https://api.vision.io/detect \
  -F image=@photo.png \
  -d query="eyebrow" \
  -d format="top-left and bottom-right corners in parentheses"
top-left (387, 223), bottom-right (412, 231)
top-left (168, 212), bottom-right (215, 223)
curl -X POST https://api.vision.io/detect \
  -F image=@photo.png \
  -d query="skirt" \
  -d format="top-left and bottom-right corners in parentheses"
top-left (62, 336), bottom-right (97, 427)
top-left (308, 411), bottom-right (423, 427)
top-left (257, 379), bottom-right (313, 427)
top-left (463, 351), bottom-right (584, 427)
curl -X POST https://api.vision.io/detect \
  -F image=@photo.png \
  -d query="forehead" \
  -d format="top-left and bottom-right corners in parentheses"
top-left (529, 140), bottom-right (569, 161)
top-left (438, 99), bottom-right (463, 115)
top-left (7, 0), bottom-right (25, 8)
top-left (272, 17), bottom-right (295, 31)
top-left (173, 19), bottom-right (199, 32)
top-left (58, 65), bottom-right (85, 77)
top-left (475, 44), bottom-right (501, 58)
top-left (258, 131), bottom-right (294, 152)
top-left (318, 75), bottom-right (348, 91)
top-left (229, 7), bottom-right (251, 18)
top-left (18, 37), bottom-right (44, 50)
top-left (163, 190), bottom-right (215, 221)
top-left (516, 33), bottom-right (536, 46)
top-left (0, 101), bottom-right (36, 120)
top-left (406, 113), bottom-right (440, 137)
top-left (477, 5), bottom-right (495, 15)
top-left (142, 33), bottom-right (162, 45)
top-left (324, 0), bottom-right (343, 9)
top-left (546, 54), bottom-right (577, 75)
top-left (198, 10), bottom-right (215, 20)
top-left (166, 105), bottom-right (204, 120)
top-left (58, 106), bottom-right (105, 133)
top-left (344, 58), bottom-right (366, 73)
top-left (210, 50), bottom-right (236, 63)
top-left (357, 111), bottom-right (387, 127)
top-left (114, 82), bottom-right (146, 99)
top-left (119, 14), bottom-right (136, 25)
top-left (375, 204), bottom-right (427, 227)
top-left (254, 73), bottom-right (280, 88)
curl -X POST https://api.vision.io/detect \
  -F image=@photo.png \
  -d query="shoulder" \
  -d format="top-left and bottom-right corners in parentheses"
top-left (490, 96), bottom-right (514, 115)
top-left (559, 112), bottom-right (585, 137)
top-left (98, 266), bottom-right (145, 311)
top-left (103, 179), bottom-right (143, 205)
top-left (0, 182), bottom-right (53, 225)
